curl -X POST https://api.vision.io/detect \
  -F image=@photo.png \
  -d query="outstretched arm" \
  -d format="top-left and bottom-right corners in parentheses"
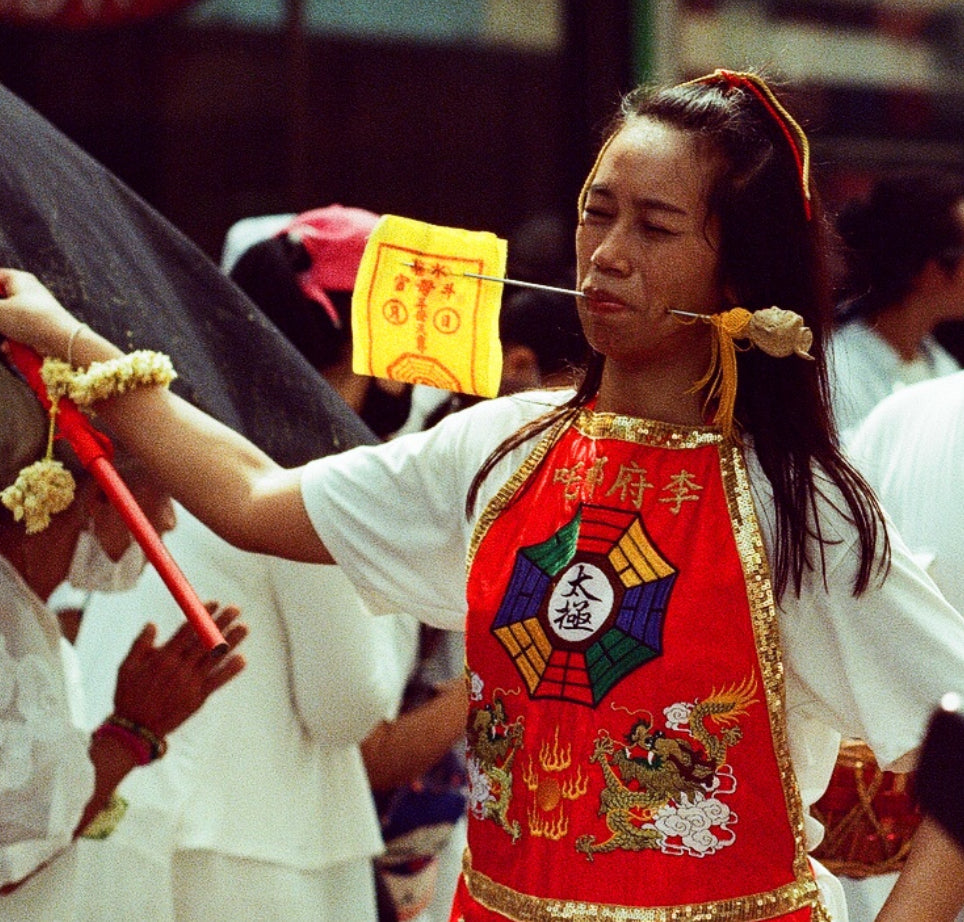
top-left (0, 269), bottom-right (332, 563)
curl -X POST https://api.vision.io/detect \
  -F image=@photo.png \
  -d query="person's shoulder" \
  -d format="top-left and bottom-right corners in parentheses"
top-left (878, 369), bottom-right (964, 415)
top-left (855, 370), bottom-right (964, 446)
top-left (829, 316), bottom-right (870, 344)
top-left (432, 388), bottom-right (572, 436)
top-left (483, 388), bottom-right (573, 419)
top-left (828, 317), bottom-right (885, 364)
top-left (415, 389), bottom-right (573, 486)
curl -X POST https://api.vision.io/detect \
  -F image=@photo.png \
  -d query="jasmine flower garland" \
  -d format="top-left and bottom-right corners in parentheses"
top-left (41, 351), bottom-right (176, 406)
top-left (0, 350), bottom-right (176, 533)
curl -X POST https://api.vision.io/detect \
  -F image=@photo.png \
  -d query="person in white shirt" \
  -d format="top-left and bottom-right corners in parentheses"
top-left (828, 172), bottom-right (964, 443)
top-left (820, 173), bottom-right (964, 918)
top-left (0, 360), bottom-right (245, 920)
top-left (73, 505), bottom-right (419, 922)
top-left (840, 371), bottom-right (964, 922)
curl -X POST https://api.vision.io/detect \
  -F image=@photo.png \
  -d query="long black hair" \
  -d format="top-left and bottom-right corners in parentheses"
top-left (468, 74), bottom-right (888, 601)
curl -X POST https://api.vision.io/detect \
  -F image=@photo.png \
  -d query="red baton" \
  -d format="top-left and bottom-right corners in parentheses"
top-left (4, 339), bottom-right (227, 653)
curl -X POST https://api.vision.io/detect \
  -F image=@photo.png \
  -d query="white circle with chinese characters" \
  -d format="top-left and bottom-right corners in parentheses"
top-left (546, 562), bottom-right (614, 643)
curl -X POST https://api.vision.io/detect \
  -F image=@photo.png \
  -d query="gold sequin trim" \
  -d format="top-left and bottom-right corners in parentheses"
top-left (469, 411), bottom-right (721, 568)
top-left (573, 410), bottom-right (723, 449)
top-left (464, 850), bottom-right (830, 921)
top-left (717, 441), bottom-right (825, 908)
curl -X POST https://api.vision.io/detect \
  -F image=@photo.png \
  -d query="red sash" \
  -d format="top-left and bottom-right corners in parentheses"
top-left (455, 409), bottom-right (829, 921)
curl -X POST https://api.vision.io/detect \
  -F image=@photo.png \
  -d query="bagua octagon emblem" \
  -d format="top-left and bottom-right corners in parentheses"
top-left (491, 504), bottom-right (677, 706)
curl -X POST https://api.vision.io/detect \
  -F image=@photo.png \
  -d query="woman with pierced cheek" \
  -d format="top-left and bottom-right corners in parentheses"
top-left (2, 70), bottom-right (964, 922)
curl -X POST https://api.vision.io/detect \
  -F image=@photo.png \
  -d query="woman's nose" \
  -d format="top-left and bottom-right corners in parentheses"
top-left (590, 234), bottom-right (632, 277)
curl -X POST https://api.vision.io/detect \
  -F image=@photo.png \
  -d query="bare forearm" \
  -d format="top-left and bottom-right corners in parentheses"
top-left (101, 387), bottom-right (284, 549)
top-left (66, 325), bottom-right (330, 562)
top-left (362, 677), bottom-right (469, 791)
top-left (877, 816), bottom-right (964, 922)
top-left (68, 327), bottom-right (273, 540)
top-left (74, 734), bottom-right (139, 836)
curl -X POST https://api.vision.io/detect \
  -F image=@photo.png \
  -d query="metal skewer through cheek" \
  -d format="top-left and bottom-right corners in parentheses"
top-left (400, 263), bottom-right (585, 299)
top-left (455, 275), bottom-right (714, 318)
top-left (462, 272), bottom-right (586, 299)
top-left (401, 264), bottom-right (718, 317)
top-left (437, 275), bottom-right (713, 318)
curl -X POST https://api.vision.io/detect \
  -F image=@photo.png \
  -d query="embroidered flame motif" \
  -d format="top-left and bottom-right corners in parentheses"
top-left (523, 726), bottom-right (589, 840)
top-left (575, 677), bottom-right (758, 861)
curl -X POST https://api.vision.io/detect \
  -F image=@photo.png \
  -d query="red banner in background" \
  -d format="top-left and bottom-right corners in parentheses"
top-left (0, 0), bottom-right (197, 29)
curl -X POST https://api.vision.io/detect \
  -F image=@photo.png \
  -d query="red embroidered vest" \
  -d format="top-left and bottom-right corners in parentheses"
top-left (455, 409), bottom-right (829, 922)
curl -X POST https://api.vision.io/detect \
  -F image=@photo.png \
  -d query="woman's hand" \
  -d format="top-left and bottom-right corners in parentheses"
top-left (112, 602), bottom-right (247, 740)
top-left (70, 604), bottom-right (246, 844)
top-left (0, 268), bottom-right (82, 359)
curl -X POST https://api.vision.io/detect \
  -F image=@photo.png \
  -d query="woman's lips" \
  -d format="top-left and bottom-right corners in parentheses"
top-left (584, 295), bottom-right (628, 312)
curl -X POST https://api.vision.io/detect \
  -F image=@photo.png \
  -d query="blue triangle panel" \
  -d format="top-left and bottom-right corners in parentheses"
top-left (492, 556), bottom-right (552, 629)
top-left (615, 575), bottom-right (676, 650)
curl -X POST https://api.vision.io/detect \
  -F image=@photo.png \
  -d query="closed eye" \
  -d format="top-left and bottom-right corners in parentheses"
top-left (641, 222), bottom-right (679, 237)
top-left (581, 206), bottom-right (613, 224)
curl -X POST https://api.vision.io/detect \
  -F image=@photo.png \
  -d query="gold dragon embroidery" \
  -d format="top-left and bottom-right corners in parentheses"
top-left (467, 697), bottom-right (524, 842)
top-left (575, 677), bottom-right (758, 860)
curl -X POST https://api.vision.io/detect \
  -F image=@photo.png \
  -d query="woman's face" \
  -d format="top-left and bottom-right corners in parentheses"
top-left (575, 117), bottom-right (726, 369)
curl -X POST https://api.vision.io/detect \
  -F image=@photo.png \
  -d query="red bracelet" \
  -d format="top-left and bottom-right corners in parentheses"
top-left (93, 715), bottom-right (167, 765)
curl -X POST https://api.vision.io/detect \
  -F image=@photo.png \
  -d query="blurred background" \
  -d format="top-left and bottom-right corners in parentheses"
top-left (2, 0), bottom-right (964, 265)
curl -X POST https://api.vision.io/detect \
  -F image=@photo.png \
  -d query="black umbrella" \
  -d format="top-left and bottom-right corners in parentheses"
top-left (0, 82), bottom-right (376, 468)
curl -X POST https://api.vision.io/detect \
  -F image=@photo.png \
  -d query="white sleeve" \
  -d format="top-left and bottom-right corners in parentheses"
top-left (300, 392), bottom-right (564, 630)
top-left (778, 498), bottom-right (964, 770)
top-left (267, 556), bottom-right (421, 742)
top-left (0, 563), bottom-right (94, 887)
top-left (848, 374), bottom-right (964, 610)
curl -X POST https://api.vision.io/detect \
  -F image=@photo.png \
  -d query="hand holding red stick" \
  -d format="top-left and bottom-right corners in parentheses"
top-left (4, 339), bottom-right (227, 653)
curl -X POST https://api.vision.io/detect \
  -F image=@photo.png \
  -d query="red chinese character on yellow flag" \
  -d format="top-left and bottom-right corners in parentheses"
top-left (351, 215), bottom-right (507, 397)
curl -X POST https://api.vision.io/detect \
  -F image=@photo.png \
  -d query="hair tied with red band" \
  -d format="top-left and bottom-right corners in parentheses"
top-left (684, 69), bottom-right (812, 221)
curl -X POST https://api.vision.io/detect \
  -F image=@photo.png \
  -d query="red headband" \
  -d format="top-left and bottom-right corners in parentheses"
top-left (685, 69), bottom-right (812, 221)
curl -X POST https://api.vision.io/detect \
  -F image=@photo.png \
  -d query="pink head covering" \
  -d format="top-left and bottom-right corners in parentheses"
top-left (282, 204), bottom-right (380, 329)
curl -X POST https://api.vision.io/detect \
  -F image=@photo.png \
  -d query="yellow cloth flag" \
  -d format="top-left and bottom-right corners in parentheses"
top-left (351, 215), bottom-right (506, 398)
